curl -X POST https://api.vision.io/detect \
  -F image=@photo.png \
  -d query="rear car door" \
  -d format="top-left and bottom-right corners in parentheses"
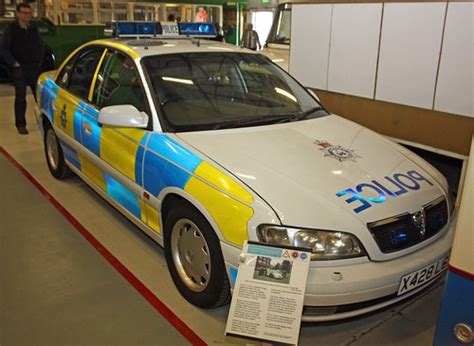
top-left (49, 46), bottom-right (105, 171)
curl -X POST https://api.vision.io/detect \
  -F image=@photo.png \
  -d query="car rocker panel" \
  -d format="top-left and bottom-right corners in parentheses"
top-left (34, 25), bottom-right (455, 321)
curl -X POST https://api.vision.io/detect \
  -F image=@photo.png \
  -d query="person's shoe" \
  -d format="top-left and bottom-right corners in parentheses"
top-left (17, 127), bottom-right (29, 135)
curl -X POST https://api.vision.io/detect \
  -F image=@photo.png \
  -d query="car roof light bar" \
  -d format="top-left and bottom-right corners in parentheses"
top-left (105, 21), bottom-right (217, 39)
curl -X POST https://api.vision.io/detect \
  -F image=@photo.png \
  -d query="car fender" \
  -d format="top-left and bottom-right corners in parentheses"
top-left (156, 181), bottom-right (278, 248)
top-left (157, 186), bottom-right (229, 242)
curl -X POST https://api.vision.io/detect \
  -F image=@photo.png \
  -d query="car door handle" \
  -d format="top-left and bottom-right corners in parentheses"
top-left (51, 102), bottom-right (58, 111)
top-left (83, 122), bottom-right (92, 136)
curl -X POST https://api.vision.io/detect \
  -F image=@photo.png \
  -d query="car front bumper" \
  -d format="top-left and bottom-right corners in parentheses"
top-left (223, 214), bottom-right (456, 322)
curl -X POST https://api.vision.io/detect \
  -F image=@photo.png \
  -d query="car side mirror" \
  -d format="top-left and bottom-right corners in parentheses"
top-left (307, 88), bottom-right (321, 103)
top-left (98, 105), bottom-right (148, 128)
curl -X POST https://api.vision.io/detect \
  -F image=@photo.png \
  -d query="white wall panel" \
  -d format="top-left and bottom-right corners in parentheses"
top-left (289, 4), bottom-right (332, 89)
top-left (327, 3), bottom-right (382, 98)
top-left (434, 3), bottom-right (474, 117)
top-left (375, 3), bottom-right (446, 109)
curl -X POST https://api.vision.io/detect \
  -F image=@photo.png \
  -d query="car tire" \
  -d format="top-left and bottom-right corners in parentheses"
top-left (164, 201), bottom-right (231, 309)
top-left (44, 123), bottom-right (72, 179)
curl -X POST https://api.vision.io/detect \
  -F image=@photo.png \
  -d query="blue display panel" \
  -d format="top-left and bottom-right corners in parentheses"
top-left (114, 22), bottom-right (162, 37)
top-left (178, 23), bottom-right (217, 37)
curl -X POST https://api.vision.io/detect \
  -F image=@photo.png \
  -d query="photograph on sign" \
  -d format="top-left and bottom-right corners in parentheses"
top-left (253, 256), bottom-right (293, 284)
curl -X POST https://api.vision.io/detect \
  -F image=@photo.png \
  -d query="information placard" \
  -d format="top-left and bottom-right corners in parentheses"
top-left (225, 241), bottom-right (311, 345)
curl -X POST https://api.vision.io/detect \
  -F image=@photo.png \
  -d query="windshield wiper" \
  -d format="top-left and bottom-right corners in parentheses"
top-left (277, 106), bottom-right (325, 123)
top-left (212, 114), bottom-right (292, 130)
top-left (212, 107), bottom-right (326, 130)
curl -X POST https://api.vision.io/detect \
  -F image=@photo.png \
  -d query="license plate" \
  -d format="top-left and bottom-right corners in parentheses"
top-left (397, 255), bottom-right (449, 296)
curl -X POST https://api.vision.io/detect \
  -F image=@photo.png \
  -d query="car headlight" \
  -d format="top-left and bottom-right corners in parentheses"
top-left (256, 225), bottom-right (366, 260)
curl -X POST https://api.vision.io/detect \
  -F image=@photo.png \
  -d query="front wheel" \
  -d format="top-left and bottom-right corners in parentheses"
top-left (44, 123), bottom-right (72, 179)
top-left (164, 201), bottom-right (230, 308)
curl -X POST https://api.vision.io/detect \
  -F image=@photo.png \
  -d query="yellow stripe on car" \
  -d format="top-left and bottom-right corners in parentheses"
top-left (194, 161), bottom-right (254, 205)
top-left (185, 176), bottom-right (254, 247)
top-left (88, 49), bottom-right (108, 102)
top-left (54, 89), bottom-right (79, 138)
top-left (100, 127), bottom-right (146, 181)
top-left (91, 40), bottom-right (140, 60)
top-left (144, 203), bottom-right (161, 233)
top-left (137, 199), bottom-right (147, 224)
top-left (79, 155), bottom-right (107, 191)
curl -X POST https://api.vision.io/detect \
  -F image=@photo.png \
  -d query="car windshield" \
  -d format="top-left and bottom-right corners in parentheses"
top-left (142, 52), bottom-right (327, 132)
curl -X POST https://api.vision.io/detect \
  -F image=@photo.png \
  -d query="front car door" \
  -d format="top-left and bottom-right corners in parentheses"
top-left (88, 49), bottom-right (153, 227)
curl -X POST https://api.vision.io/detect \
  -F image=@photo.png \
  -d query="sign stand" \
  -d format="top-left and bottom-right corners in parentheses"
top-left (225, 241), bottom-right (312, 345)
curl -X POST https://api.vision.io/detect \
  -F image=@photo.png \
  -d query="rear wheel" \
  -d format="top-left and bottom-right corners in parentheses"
top-left (164, 201), bottom-right (230, 308)
top-left (44, 123), bottom-right (72, 179)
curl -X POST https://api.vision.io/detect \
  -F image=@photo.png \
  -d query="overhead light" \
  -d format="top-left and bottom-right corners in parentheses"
top-left (162, 76), bottom-right (194, 85)
top-left (275, 87), bottom-right (297, 103)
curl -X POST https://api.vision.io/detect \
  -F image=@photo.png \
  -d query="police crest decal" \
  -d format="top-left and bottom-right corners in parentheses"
top-left (314, 139), bottom-right (361, 163)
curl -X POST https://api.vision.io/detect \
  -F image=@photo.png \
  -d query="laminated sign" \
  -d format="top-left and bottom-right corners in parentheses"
top-left (225, 241), bottom-right (311, 345)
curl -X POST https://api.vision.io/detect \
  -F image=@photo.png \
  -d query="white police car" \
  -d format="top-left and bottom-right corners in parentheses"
top-left (270, 270), bottom-right (285, 280)
top-left (35, 22), bottom-right (455, 321)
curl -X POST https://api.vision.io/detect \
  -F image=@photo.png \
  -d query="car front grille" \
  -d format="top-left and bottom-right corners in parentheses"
top-left (368, 197), bottom-right (448, 253)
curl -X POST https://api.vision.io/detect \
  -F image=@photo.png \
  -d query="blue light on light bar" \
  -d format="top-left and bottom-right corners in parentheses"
top-left (178, 23), bottom-right (217, 37)
top-left (114, 22), bottom-right (162, 37)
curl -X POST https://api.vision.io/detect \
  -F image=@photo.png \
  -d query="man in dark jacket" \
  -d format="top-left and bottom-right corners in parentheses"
top-left (241, 23), bottom-right (261, 51)
top-left (1, 3), bottom-right (44, 135)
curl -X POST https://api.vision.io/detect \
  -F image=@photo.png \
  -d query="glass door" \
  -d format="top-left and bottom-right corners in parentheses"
top-left (251, 10), bottom-right (273, 47)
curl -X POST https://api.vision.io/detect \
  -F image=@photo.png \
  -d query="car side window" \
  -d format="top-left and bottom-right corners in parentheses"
top-left (56, 55), bottom-right (76, 88)
top-left (93, 51), bottom-right (147, 113)
top-left (58, 48), bottom-right (104, 99)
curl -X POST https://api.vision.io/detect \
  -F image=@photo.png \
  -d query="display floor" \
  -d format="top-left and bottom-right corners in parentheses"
top-left (0, 85), bottom-right (447, 345)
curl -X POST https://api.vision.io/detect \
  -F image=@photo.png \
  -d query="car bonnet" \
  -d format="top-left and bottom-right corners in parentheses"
top-left (176, 115), bottom-right (446, 232)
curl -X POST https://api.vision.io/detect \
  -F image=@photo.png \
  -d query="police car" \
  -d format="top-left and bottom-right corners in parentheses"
top-left (35, 21), bottom-right (455, 321)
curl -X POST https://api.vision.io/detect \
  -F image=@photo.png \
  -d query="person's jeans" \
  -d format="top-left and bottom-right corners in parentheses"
top-left (12, 65), bottom-right (40, 128)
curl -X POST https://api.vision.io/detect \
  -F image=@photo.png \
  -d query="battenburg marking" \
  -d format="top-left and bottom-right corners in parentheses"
top-left (336, 170), bottom-right (434, 213)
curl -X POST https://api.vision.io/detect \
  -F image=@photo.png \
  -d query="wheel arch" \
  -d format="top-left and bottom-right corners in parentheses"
top-left (160, 189), bottom-right (232, 308)
top-left (39, 112), bottom-right (53, 137)
top-left (158, 188), bottom-right (232, 245)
